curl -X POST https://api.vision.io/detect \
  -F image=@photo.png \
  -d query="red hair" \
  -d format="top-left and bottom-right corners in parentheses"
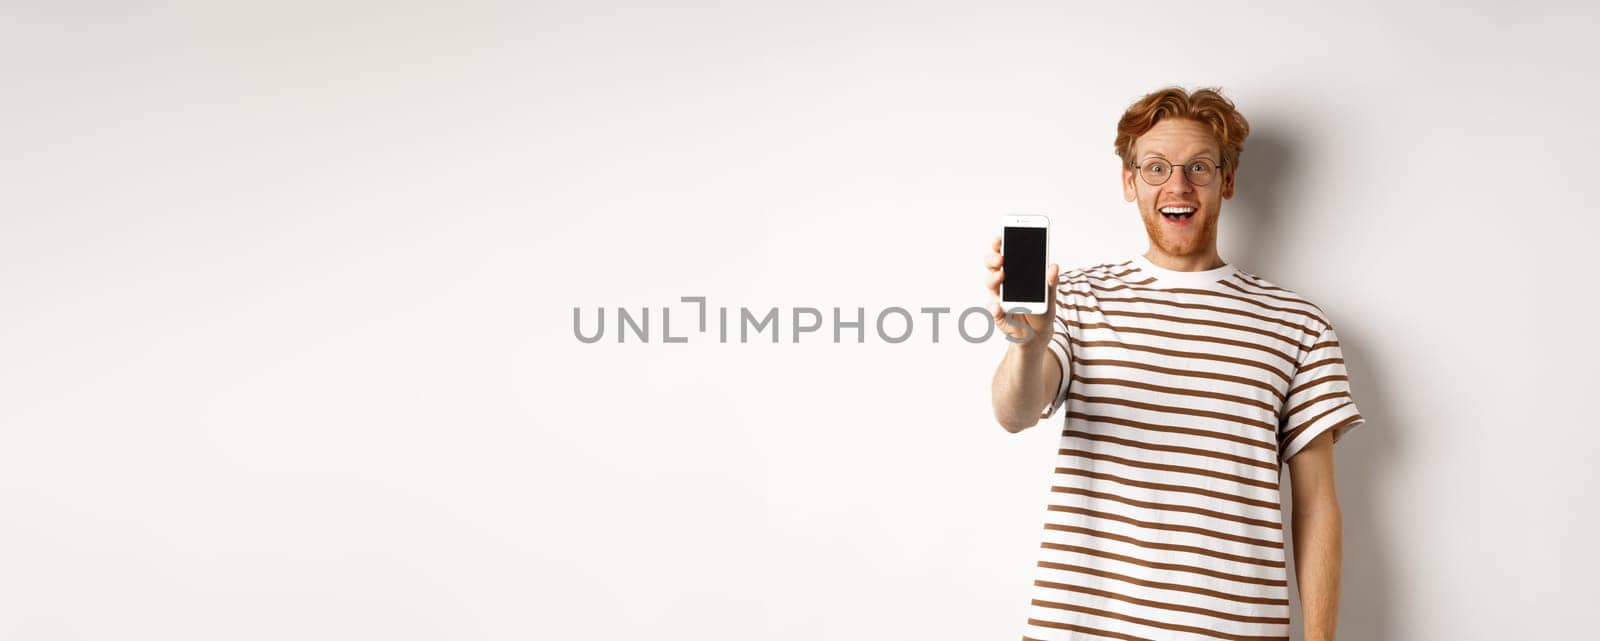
top-left (1114, 86), bottom-right (1250, 174)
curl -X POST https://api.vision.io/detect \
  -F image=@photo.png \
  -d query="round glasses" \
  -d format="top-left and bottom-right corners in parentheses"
top-left (1134, 158), bottom-right (1225, 187)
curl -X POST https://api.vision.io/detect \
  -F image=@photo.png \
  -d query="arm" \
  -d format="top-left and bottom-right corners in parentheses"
top-left (1288, 430), bottom-right (1342, 641)
top-left (983, 236), bottom-right (1063, 433)
top-left (991, 342), bottom-right (1062, 433)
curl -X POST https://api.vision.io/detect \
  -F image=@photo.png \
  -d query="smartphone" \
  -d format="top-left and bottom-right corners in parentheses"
top-left (1000, 214), bottom-right (1050, 315)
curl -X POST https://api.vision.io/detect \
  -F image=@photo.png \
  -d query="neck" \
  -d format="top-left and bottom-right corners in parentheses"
top-left (1143, 247), bottom-right (1226, 272)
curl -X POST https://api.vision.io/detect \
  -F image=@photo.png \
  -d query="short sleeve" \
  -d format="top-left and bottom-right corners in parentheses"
top-left (1278, 323), bottom-right (1366, 463)
top-left (1038, 312), bottom-right (1072, 420)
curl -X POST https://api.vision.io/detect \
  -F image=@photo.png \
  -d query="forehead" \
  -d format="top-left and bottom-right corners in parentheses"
top-left (1133, 119), bottom-right (1221, 158)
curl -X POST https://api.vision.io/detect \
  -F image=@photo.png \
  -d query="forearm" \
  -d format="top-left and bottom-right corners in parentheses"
top-left (1292, 498), bottom-right (1343, 641)
top-left (990, 342), bottom-right (1060, 432)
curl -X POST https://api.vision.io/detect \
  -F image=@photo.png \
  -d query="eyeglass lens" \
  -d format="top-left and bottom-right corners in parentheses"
top-left (1139, 159), bottom-right (1217, 186)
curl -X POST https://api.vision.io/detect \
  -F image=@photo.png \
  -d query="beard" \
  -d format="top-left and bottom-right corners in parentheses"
top-left (1139, 207), bottom-right (1220, 257)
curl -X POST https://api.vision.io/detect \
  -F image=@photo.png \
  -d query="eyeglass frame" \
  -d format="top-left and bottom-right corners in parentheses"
top-left (1130, 156), bottom-right (1228, 187)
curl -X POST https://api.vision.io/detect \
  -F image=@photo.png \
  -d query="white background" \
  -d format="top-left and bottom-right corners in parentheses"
top-left (3, 1), bottom-right (1597, 639)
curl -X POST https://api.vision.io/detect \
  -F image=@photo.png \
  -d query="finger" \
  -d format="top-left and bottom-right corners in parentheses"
top-left (986, 253), bottom-right (1004, 270)
top-left (988, 268), bottom-right (1005, 293)
top-left (991, 235), bottom-right (1002, 253)
top-left (992, 304), bottom-right (1027, 338)
top-left (991, 302), bottom-right (1015, 332)
top-left (1048, 262), bottom-right (1060, 287)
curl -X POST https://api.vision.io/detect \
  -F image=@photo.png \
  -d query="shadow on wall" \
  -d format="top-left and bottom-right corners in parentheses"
top-left (1224, 124), bottom-right (1292, 272)
top-left (1231, 122), bottom-right (1404, 641)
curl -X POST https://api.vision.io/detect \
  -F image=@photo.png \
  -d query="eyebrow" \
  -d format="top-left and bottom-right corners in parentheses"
top-left (1139, 151), bottom-right (1222, 158)
top-left (1139, 152), bottom-right (1221, 162)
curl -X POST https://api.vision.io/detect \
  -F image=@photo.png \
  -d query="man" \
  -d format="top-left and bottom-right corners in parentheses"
top-left (985, 86), bottom-right (1365, 641)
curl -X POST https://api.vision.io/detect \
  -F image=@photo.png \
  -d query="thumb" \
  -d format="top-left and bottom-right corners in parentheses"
top-left (1046, 263), bottom-right (1060, 306)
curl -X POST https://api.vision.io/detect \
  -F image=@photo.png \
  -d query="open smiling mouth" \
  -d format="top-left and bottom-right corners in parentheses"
top-left (1159, 206), bottom-right (1195, 223)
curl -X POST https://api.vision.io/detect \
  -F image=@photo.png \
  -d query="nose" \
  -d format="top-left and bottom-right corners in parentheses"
top-left (1165, 168), bottom-right (1195, 194)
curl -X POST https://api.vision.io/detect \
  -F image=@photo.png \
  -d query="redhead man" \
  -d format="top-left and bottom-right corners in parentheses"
top-left (986, 86), bottom-right (1365, 641)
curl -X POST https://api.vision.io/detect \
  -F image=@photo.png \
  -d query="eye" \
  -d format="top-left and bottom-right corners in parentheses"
top-left (1189, 161), bottom-right (1212, 174)
top-left (1144, 161), bottom-right (1168, 174)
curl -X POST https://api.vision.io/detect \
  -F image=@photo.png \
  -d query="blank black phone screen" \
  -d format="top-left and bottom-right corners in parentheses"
top-left (1002, 226), bottom-right (1046, 303)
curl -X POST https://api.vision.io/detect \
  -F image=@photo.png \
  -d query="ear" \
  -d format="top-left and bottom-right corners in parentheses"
top-left (1121, 165), bottom-right (1136, 202)
top-left (1221, 167), bottom-right (1236, 200)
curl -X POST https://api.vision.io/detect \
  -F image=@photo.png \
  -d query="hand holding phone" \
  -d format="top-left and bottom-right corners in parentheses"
top-left (986, 215), bottom-right (1059, 346)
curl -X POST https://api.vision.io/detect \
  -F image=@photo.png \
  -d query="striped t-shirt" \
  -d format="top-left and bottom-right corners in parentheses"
top-left (1022, 254), bottom-right (1366, 641)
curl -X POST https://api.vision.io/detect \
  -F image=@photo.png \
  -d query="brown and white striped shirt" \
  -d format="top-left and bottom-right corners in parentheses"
top-left (1023, 254), bottom-right (1366, 641)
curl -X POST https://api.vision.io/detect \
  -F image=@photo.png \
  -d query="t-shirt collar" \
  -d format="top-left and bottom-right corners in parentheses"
top-left (1130, 253), bottom-right (1239, 290)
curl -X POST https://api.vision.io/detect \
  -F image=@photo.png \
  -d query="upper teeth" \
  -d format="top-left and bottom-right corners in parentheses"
top-left (1160, 207), bottom-right (1195, 214)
